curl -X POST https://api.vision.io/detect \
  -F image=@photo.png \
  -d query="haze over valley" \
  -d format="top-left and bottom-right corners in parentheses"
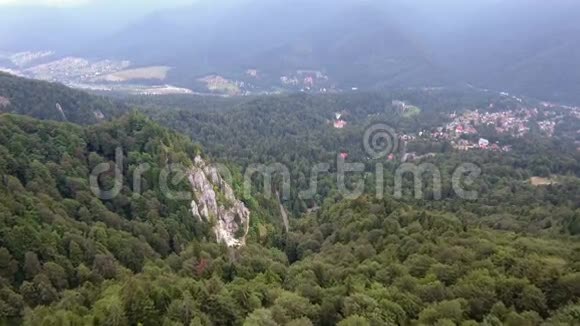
top-left (2, 0), bottom-right (580, 102)
top-left (1, 1), bottom-right (580, 325)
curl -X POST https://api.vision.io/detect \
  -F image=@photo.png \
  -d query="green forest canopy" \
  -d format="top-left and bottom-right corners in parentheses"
top-left (0, 75), bottom-right (579, 325)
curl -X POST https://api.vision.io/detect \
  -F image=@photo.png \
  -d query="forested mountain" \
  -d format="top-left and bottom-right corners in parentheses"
top-left (142, 90), bottom-right (580, 219)
top-left (0, 113), bottom-right (276, 324)
top-left (1, 112), bottom-right (580, 325)
top-left (433, 0), bottom-right (580, 103)
top-left (3, 1), bottom-right (580, 102)
top-left (95, 0), bottom-right (448, 89)
top-left (0, 75), bottom-right (579, 324)
top-left (0, 73), bottom-right (127, 124)
top-left (76, 0), bottom-right (580, 102)
top-left (1, 0), bottom-right (580, 321)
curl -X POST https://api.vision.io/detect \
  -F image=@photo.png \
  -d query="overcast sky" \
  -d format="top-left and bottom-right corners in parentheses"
top-left (0, 0), bottom-right (196, 8)
top-left (0, 0), bottom-right (89, 6)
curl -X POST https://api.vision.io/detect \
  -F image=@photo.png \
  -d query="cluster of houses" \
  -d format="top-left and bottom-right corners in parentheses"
top-left (446, 109), bottom-right (538, 138)
top-left (9, 51), bottom-right (54, 67)
top-left (280, 76), bottom-right (300, 85)
top-left (433, 104), bottom-right (580, 151)
top-left (280, 70), bottom-right (330, 91)
top-left (429, 108), bottom-right (544, 151)
top-left (137, 85), bottom-right (194, 96)
top-left (538, 120), bottom-right (556, 137)
top-left (333, 113), bottom-right (348, 129)
top-left (452, 138), bottom-right (512, 152)
top-left (26, 57), bottom-right (131, 83)
top-left (569, 109), bottom-right (580, 119)
top-left (330, 98), bottom-right (580, 160)
top-left (246, 69), bottom-right (258, 78)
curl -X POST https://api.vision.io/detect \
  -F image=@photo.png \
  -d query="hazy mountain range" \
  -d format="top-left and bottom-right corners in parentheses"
top-left (1, 0), bottom-right (579, 103)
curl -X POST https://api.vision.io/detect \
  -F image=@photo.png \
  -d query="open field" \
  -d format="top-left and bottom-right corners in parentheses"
top-left (403, 105), bottom-right (421, 118)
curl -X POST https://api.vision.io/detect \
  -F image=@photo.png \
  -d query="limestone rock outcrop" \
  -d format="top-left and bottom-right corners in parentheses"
top-left (188, 156), bottom-right (250, 247)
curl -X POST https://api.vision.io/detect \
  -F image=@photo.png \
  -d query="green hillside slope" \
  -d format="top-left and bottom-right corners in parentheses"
top-left (0, 73), bottom-right (128, 124)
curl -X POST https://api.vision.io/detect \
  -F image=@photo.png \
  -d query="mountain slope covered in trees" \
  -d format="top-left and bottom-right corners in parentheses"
top-left (3, 1), bottom-right (580, 102)
top-left (91, 0), bottom-right (450, 90)
top-left (79, 0), bottom-right (580, 102)
top-left (0, 73), bottom-right (127, 124)
top-left (0, 77), bottom-right (579, 324)
top-left (0, 113), bottom-right (270, 324)
top-left (142, 90), bottom-right (580, 222)
top-left (433, 0), bottom-right (580, 103)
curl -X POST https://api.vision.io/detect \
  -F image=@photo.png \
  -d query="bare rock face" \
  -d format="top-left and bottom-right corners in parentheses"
top-left (188, 156), bottom-right (250, 247)
top-left (56, 103), bottom-right (67, 121)
top-left (94, 110), bottom-right (105, 120)
top-left (0, 96), bottom-right (10, 109)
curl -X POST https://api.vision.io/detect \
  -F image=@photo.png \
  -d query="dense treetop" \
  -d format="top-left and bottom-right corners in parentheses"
top-left (0, 72), bottom-right (128, 124)
top-left (0, 77), bottom-right (579, 325)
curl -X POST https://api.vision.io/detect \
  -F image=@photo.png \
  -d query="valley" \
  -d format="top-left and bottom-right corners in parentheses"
top-left (0, 50), bottom-right (342, 97)
top-left (0, 72), bottom-right (579, 325)
top-left (1, 1), bottom-right (580, 325)
top-left (0, 51), bottom-right (193, 96)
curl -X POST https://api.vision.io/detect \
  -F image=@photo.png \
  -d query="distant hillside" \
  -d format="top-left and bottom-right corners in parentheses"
top-left (92, 0), bottom-right (580, 102)
top-left (433, 0), bottom-right (580, 103)
top-left (0, 73), bottom-right (128, 124)
top-left (4, 0), bottom-right (580, 102)
top-left (0, 113), bottom-right (228, 323)
top-left (92, 0), bottom-right (451, 90)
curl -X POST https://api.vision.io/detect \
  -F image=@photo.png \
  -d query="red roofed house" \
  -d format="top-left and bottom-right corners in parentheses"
top-left (479, 138), bottom-right (490, 149)
top-left (334, 120), bottom-right (347, 129)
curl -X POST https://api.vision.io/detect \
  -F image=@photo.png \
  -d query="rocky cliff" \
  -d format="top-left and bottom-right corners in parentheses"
top-left (0, 96), bottom-right (10, 108)
top-left (188, 156), bottom-right (250, 247)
